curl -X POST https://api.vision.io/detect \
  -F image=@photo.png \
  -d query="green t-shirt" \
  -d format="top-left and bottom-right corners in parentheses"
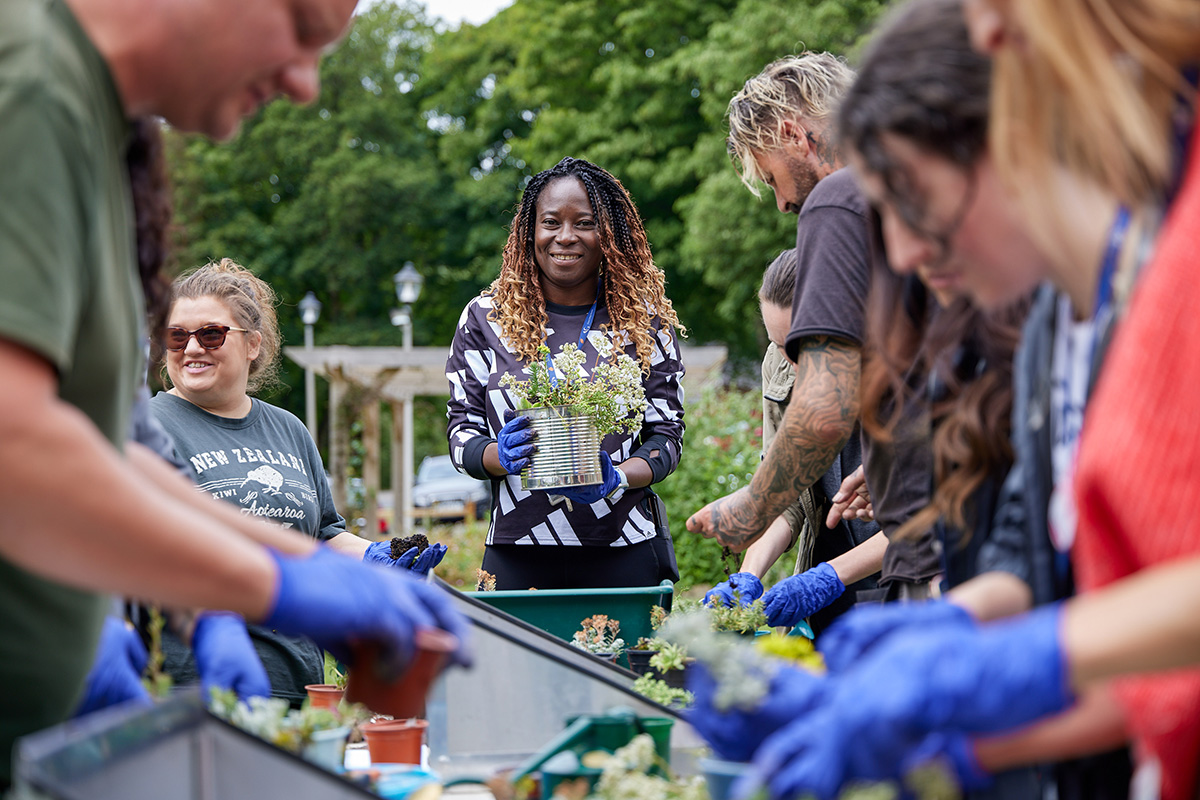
top-left (0, 0), bottom-right (143, 782)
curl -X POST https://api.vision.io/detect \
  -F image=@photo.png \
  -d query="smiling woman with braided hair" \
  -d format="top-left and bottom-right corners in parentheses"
top-left (446, 157), bottom-right (687, 590)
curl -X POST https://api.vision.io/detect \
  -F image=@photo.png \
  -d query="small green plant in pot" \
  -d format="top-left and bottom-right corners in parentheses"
top-left (500, 341), bottom-right (647, 491)
top-left (570, 614), bottom-right (626, 662)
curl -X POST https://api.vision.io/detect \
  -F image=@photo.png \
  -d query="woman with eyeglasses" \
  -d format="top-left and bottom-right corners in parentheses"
top-left (149, 258), bottom-right (444, 706)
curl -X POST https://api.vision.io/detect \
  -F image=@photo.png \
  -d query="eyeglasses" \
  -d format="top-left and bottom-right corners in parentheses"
top-left (163, 325), bottom-right (249, 351)
top-left (891, 165), bottom-right (978, 269)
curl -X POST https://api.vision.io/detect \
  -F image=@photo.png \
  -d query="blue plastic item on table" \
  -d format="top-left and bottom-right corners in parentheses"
top-left (700, 756), bottom-right (753, 800)
top-left (373, 766), bottom-right (441, 800)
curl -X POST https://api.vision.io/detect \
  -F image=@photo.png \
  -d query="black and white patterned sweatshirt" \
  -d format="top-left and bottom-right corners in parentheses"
top-left (446, 293), bottom-right (685, 547)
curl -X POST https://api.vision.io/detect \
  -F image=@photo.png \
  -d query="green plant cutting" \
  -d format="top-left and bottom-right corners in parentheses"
top-left (500, 342), bottom-right (647, 435)
top-left (648, 641), bottom-right (689, 674)
top-left (207, 688), bottom-right (367, 755)
top-left (631, 674), bottom-right (695, 709)
top-left (570, 614), bottom-right (627, 656)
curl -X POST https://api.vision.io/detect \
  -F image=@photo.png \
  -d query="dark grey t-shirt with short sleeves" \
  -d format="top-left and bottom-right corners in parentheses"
top-left (781, 167), bottom-right (938, 588)
top-left (785, 167), bottom-right (872, 358)
top-left (150, 392), bottom-right (345, 705)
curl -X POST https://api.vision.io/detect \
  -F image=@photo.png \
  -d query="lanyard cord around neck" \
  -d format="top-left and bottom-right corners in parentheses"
top-left (1093, 204), bottom-right (1130, 326)
top-left (545, 279), bottom-right (602, 387)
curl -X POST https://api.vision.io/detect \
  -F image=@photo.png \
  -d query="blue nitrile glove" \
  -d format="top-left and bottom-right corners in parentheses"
top-left (74, 616), bottom-right (152, 717)
top-left (819, 600), bottom-right (974, 673)
top-left (262, 546), bottom-right (473, 669)
top-left (497, 410), bottom-right (536, 474)
top-left (704, 572), bottom-right (765, 608)
top-left (744, 604), bottom-right (1072, 800)
top-left (684, 660), bottom-right (826, 763)
top-left (555, 451), bottom-right (622, 505)
top-left (192, 612), bottom-right (271, 701)
top-left (760, 562), bottom-right (844, 628)
top-left (405, 543), bottom-right (448, 575)
top-left (363, 541), bottom-right (448, 575)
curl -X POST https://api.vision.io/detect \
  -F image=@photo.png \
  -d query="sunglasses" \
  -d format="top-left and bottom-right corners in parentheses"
top-left (163, 325), bottom-right (249, 351)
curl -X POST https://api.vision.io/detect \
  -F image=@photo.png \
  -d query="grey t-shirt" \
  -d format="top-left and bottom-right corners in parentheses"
top-left (150, 392), bottom-right (345, 705)
top-left (783, 167), bottom-right (937, 588)
top-left (785, 167), bottom-right (871, 359)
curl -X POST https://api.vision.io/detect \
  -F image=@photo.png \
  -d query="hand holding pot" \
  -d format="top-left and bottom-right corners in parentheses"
top-left (704, 572), bottom-right (764, 608)
top-left (192, 612), bottom-right (271, 700)
top-left (553, 451), bottom-right (624, 505)
top-left (74, 615), bottom-right (152, 717)
top-left (262, 546), bottom-right (473, 670)
top-left (761, 563), bottom-right (845, 628)
top-left (497, 410), bottom-right (536, 474)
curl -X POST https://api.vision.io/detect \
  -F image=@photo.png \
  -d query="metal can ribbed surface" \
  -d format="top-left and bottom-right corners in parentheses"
top-left (516, 405), bottom-right (603, 491)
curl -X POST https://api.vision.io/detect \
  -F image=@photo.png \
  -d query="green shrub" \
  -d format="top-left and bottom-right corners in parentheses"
top-left (655, 388), bottom-right (764, 591)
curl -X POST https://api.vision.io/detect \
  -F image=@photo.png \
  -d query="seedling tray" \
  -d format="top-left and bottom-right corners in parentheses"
top-left (463, 581), bottom-right (673, 667)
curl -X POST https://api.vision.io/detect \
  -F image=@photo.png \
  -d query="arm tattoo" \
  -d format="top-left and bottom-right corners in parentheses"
top-left (715, 336), bottom-right (861, 548)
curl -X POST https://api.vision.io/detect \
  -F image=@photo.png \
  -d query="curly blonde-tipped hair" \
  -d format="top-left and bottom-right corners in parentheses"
top-left (487, 157), bottom-right (684, 371)
top-left (727, 52), bottom-right (855, 196)
top-left (164, 258), bottom-right (282, 394)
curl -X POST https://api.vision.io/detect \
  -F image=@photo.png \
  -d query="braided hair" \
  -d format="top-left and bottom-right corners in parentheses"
top-left (487, 157), bottom-right (684, 370)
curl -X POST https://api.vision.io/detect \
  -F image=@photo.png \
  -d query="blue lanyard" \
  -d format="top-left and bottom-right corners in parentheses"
top-left (545, 281), bottom-right (601, 386)
top-left (1087, 204), bottom-right (1130, 373)
top-left (1093, 204), bottom-right (1130, 326)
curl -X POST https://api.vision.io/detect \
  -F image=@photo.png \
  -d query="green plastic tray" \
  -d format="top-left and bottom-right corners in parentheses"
top-left (463, 581), bottom-right (674, 665)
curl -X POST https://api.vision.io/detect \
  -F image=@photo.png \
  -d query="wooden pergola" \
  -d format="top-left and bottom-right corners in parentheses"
top-left (284, 344), bottom-right (728, 538)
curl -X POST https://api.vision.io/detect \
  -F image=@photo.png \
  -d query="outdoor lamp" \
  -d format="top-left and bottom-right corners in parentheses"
top-left (394, 262), bottom-right (424, 305)
top-left (299, 291), bottom-right (322, 326)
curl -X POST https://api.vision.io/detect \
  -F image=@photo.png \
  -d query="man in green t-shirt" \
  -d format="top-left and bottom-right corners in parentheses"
top-left (0, 0), bottom-right (471, 787)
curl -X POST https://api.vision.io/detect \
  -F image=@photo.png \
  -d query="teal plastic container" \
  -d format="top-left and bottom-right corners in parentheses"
top-left (464, 581), bottom-right (674, 668)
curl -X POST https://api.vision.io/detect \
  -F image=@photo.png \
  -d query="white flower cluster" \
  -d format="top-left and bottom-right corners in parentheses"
top-left (500, 340), bottom-right (647, 436)
top-left (658, 609), bottom-right (774, 713)
top-left (593, 734), bottom-right (708, 800)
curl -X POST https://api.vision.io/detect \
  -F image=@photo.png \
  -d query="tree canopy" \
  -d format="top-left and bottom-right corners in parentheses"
top-left (168, 0), bottom-right (886, 416)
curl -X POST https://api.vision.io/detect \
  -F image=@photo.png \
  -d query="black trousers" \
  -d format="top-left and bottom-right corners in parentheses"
top-left (481, 540), bottom-right (662, 591)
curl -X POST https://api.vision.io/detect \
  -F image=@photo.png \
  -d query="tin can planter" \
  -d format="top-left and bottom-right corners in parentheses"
top-left (362, 718), bottom-right (428, 765)
top-left (345, 628), bottom-right (458, 719)
top-left (516, 405), bottom-right (602, 491)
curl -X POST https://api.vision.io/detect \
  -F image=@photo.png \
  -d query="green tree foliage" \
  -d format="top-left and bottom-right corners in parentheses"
top-left (653, 388), bottom-right (764, 589)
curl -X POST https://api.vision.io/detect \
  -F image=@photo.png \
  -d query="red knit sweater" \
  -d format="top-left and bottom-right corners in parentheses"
top-left (1073, 123), bottom-right (1200, 800)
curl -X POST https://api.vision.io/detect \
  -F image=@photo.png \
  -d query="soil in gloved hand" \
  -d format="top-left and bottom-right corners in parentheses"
top-left (390, 533), bottom-right (430, 560)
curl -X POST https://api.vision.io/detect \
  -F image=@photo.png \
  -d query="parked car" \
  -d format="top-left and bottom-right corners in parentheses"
top-left (412, 455), bottom-right (491, 521)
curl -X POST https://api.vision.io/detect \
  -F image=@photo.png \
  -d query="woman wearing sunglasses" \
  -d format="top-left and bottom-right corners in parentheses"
top-left (149, 259), bottom-right (444, 706)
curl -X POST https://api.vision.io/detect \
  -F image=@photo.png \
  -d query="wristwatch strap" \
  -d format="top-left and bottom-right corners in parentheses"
top-left (606, 466), bottom-right (630, 499)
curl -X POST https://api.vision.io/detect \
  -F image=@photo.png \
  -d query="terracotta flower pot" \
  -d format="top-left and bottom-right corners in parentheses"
top-left (345, 628), bottom-right (458, 718)
top-left (362, 718), bottom-right (429, 765)
top-left (304, 683), bottom-right (344, 710)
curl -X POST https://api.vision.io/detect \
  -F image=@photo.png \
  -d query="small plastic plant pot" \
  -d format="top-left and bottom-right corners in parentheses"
top-left (700, 756), bottom-right (752, 800)
top-left (305, 683), bottom-right (345, 710)
top-left (303, 725), bottom-right (351, 772)
top-left (626, 649), bottom-right (655, 676)
top-left (639, 717), bottom-right (674, 770)
top-left (362, 719), bottom-right (429, 765)
top-left (346, 628), bottom-right (458, 718)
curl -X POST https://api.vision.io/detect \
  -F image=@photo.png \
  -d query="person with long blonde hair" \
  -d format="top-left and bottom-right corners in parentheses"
top-left (446, 157), bottom-right (686, 590)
